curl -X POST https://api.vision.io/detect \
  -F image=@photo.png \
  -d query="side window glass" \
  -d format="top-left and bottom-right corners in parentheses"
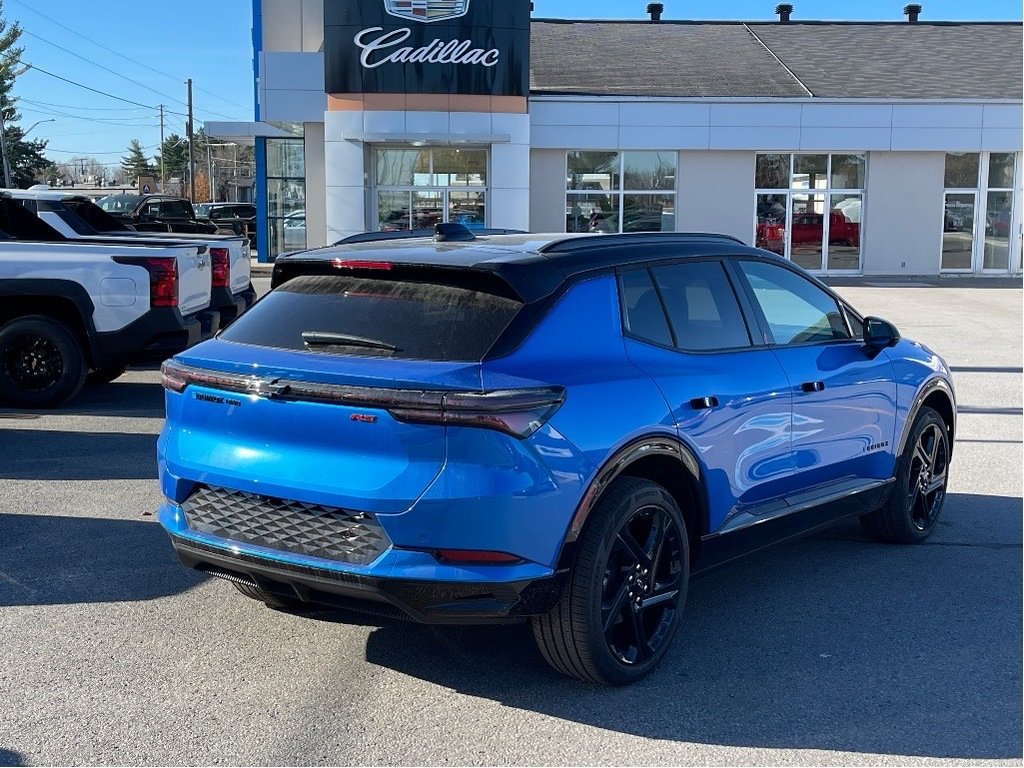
top-left (650, 261), bottom-right (751, 351)
top-left (619, 269), bottom-right (672, 347)
top-left (739, 261), bottom-right (851, 345)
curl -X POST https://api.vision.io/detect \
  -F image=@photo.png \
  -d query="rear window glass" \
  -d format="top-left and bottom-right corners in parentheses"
top-left (221, 275), bottom-right (523, 362)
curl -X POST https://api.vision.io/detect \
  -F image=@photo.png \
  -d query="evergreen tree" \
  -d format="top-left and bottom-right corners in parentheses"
top-left (121, 139), bottom-right (156, 182)
top-left (153, 133), bottom-right (189, 181)
top-left (0, 1), bottom-right (54, 188)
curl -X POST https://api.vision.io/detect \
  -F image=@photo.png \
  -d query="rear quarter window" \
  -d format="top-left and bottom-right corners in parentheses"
top-left (221, 275), bottom-right (524, 362)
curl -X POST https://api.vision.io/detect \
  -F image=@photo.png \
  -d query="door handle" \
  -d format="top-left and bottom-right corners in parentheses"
top-left (690, 396), bottom-right (719, 410)
top-left (801, 381), bottom-right (826, 393)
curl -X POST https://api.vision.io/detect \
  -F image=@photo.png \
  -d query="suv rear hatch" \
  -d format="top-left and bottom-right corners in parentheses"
top-left (160, 269), bottom-right (560, 514)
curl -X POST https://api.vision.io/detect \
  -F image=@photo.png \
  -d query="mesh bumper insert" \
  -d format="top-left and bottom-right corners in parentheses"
top-left (181, 485), bottom-right (391, 566)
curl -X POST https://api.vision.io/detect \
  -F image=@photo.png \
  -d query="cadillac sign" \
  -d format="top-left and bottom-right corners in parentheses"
top-left (324, 0), bottom-right (530, 97)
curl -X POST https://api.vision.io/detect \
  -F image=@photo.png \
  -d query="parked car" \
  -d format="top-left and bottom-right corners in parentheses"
top-left (97, 194), bottom-right (220, 236)
top-left (197, 203), bottom-right (257, 248)
top-left (12, 187), bottom-right (256, 324)
top-left (156, 230), bottom-right (956, 685)
top-left (0, 193), bottom-right (218, 407)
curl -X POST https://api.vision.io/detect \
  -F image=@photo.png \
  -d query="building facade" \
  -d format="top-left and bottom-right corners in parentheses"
top-left (209, 0), bottom-right (1024, 276)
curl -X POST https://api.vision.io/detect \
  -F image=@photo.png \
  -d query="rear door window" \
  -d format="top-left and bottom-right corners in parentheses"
top-left (220, 275), bottom-right (524, 362)
top-left (650, 261), bottom-right (752, 351)
top-left (619, 268), bottom-right (673, 347)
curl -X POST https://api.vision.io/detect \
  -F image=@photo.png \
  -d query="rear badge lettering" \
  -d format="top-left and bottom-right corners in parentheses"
top-left (194, 392), bottom-right (242, 408)
top-left (351, 414), bottom-right (379, 424)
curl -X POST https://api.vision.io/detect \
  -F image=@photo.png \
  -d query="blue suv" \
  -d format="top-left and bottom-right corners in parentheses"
top-left (157, 231), bottom-right (955, 685)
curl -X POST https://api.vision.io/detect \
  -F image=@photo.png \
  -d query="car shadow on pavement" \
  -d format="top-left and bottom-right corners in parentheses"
top-left (0, 429), bottom-right (157, 481)
top-left (0, 749), bottom-right (24, 767)
top-left (0, 381), bottom-right (167, 420)
top-left (310, 492), bottom-right (1022, 760)
top-left (0, 514), bottom-right (206, 607)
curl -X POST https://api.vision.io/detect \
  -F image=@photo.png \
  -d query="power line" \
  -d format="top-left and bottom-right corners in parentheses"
top-left (19, 104), bottom-right (159, 128)
top-left (9, 0), bottom-right (253, 115)
top-left (20, 29), bottom-right (195, 112)
top-left (18, 98), bottom-right (150, 113)
top-left (46, 145), bottom-right (158, 155)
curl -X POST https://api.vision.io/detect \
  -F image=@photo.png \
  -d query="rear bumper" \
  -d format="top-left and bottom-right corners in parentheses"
top-left (91, 307), bottom-right (220, 367)
top-left (212, 285), bottom-right (257, 325)
top-left (159, 505), bottom-right (566, 624)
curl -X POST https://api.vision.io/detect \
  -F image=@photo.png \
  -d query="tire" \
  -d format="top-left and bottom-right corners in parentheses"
top-left (861, 406), bottom-right (950, 544)
top-left (232, 581), bottom-right (302, 611)
top-left (532, 477), bottom-right (690, 685)
top-left (0, 316), bottom-right (87, 408)
top-left (86, 364), bottom-right (129, 386)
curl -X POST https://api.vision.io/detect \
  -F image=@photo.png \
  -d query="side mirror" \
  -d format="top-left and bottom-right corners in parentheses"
top-left (864, 316), bottom-right (901, 349)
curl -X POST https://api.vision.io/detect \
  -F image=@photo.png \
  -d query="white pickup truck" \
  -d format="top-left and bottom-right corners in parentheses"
top-left (9, 186), bottom-right (256, 323)
top-left (0, 193), bottom-right (221, 408)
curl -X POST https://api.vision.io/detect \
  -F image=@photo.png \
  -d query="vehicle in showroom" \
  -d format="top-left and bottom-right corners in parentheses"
top-left (0, 193), bottom-right (218, 407)
top-left (11, 187), bottom-right (256, 324)
top-left (156, 230), bottom-right (956, 684)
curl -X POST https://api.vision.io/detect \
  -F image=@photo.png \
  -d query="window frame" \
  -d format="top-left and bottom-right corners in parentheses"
top-left (616, 257), bottom-right (764, 355)
top-left (753, 153), bottom-right (867, 274)
top-left (726, 257), bottom-right (860, 349)
top-left (566, 150), bottom-right (679, 235)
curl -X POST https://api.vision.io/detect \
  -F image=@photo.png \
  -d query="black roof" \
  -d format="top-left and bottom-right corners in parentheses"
top-left (273, 232), bottom-right (771, 302)
top-left (530, 20), bottom-right (1023, 99)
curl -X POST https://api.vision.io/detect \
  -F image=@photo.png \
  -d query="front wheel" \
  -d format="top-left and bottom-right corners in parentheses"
top-left (0, 316), bottom-right (87, 408)
top-left (861, 406), bottom-right (950, 543)
top-left (532, 477), bottom-right (689, 685)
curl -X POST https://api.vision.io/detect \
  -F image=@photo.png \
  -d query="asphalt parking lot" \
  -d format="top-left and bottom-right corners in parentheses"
top-left (1, 281), bottom-right (1021, 766)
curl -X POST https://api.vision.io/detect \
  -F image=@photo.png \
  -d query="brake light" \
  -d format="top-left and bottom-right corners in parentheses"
top-left (210, 247), bottom-right (230, 288)
top-left (332, 259), bottom-right (393, 271)
top-left (113, 256), bottom-right (178, 308)
top-left (433, 549), bottom-right (524, 565)
top-left (158, 361), bottom-right (565, 439)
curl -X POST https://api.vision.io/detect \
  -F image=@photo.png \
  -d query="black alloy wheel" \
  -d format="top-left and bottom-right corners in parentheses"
top-left (0, 316), bottom-right (87, 408)
top-left (861, 406), bottom-right (950, 544)
top-left (906, 421), bottom-right (949, 532)
top-left (601, 504), bottom-right (685, 666)
top-left (532, 477), bottom-right (690, 685)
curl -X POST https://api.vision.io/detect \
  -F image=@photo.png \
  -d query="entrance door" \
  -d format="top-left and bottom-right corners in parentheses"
top-left (941, 192), bottom-right (977, 272)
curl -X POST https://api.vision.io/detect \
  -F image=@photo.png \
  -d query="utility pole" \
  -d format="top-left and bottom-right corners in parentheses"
top-left (0, 96), bottom-right (12, 188)
top-left (186, 79), bottom-right (195, 202)
top-left (159, 104), bottom-right (165, 193)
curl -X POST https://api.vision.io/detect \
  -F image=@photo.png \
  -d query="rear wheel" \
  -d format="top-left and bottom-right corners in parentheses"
top-left (861, 406), bottom-right (950, 543)
top-left (532, 477), bottom-right (689, 685)
top-left (0, 316), bottom-right (86, 408)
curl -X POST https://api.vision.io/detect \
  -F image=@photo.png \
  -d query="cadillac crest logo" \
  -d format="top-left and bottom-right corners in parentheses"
top-left (384, 0), bottom-right (471, 23)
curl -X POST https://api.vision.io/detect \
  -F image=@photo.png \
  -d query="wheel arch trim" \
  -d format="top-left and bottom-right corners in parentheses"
top-left (898, 377), bottom-right (956, 459)
top-left (563, 434), bottom-right (704, 548)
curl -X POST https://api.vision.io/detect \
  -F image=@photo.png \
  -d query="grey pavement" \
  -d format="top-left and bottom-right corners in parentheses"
top-left (0, 284), bottom-right (1020, 766)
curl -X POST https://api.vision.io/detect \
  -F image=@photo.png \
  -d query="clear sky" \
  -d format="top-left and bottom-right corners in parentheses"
top-left (5, 0), bottom-right (1021, 170)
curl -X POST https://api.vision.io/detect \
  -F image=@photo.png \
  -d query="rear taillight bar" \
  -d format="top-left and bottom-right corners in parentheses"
top-left (160, 360), bottom-right (565, 438)
top-left (113, 256), bottom-right (178, 308)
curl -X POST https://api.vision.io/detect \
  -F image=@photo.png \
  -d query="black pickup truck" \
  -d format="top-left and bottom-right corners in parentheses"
top-left (97, 194), bottom-right (220, 235)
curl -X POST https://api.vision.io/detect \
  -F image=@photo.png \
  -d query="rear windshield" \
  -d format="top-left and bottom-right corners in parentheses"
top-left (98, 195), bottom-right (142, 213)
top-left (220, 275), bottom-right (523, 362)
top-left (66, 200), bottom-right (130, 232)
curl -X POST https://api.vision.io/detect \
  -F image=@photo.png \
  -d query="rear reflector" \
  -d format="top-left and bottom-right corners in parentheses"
top-left (433, 549), bottom-right (524, 565)
top-left (113, 256), bottom-right (178, 308)
top-left (160, 360), bottom-right (565, 438)
top-left (210, 247), bottom-right (230, 288)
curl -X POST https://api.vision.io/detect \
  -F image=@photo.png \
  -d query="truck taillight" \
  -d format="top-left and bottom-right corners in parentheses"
top-left (113, 256), bottom-right (178, 308)
top-left (210, 247), bottom-right (230, 288)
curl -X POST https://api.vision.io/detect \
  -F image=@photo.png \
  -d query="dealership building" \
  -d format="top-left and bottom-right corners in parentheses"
top-left (209, 1), bottom-right (1023, 276)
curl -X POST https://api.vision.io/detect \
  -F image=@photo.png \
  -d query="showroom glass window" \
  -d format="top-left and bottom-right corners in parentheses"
top-left (374, 147), bottom-right (487, 231)
top-left (754, 154), bottom-right (866, 273)
top-left (266, 139), bottom-right (306, 259)
top-left (942, 152), bottom-right (1020, 273)
top-left (566, 151), bottom-right (677, 233)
